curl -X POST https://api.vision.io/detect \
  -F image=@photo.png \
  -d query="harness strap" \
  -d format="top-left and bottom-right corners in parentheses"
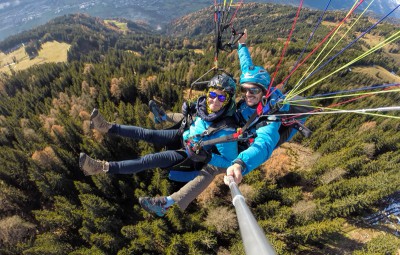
top-left (185, 116), bottom-right (237, 154)
top-left (236, 97), bottom-right (280, 137)
top-left (177, 105), bottom-right (195, 135)
top-left (199, 131), bottom-right (255, 147)
top-left (186, 116), bottom-right (236, 141)
top-left (256, 117), bottom-right (312, 138)
top-left (195, 100), bottom-right (265, 150)
top-left (199, 99), bottom-right (313, 149)
top-left (177, 117), bottom-right (188, 135)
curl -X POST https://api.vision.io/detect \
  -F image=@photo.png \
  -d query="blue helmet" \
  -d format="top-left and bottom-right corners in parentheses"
top-left (240, 65), bottom-right (271, 92)
top-left (208, 73), bottom-right (236, 96)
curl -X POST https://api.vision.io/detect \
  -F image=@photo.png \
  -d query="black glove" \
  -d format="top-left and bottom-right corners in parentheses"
top-left (182, 101), bottom-right (195, 116)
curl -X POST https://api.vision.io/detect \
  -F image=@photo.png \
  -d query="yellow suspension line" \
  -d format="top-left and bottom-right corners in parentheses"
top-left (285, 103), bottom-right (400, 119)
top-left (311, 104), bottom-right (400, 119)
top-left (286, 0), bottom-right (361, 99)
top-left (289, 0), bottom-right (375, 99)
top-left (287, 88), bottom-right (400, 103)
top-left (285, 30), bottom-right (400, 101)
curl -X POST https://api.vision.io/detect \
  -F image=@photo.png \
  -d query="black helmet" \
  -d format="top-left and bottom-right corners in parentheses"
top-left (208, 74), bottom-right (236, 96)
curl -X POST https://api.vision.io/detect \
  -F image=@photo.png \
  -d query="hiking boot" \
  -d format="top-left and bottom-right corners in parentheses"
top-left (79, 153), bottom-right (109, 176)
top-left (139, 196), bottom-right (168, 217)
top-left (148, 100), bottom-right (167, 124)
top-left (90, 108), bottom-right (112, 133)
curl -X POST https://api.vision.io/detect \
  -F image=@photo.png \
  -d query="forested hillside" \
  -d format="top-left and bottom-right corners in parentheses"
top-left (0, 3), bottom-right (399, 255)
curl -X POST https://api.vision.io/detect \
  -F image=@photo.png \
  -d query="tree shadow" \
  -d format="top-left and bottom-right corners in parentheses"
top-left (297, 232), bottom-right (364, 255)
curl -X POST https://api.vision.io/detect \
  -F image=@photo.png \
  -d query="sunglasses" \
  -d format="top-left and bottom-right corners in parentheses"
top-left (208, 91), bottom-right (227, 102)
top-left (240, 86), bottom-right (262, 95)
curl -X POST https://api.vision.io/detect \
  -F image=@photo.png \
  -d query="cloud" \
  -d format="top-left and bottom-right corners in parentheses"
top-left (386, 0), bottom-right (400, 6)
top-left (0, 2), bottom-right (11, 10)
top-left (0, 0), bottom-right (21, 10)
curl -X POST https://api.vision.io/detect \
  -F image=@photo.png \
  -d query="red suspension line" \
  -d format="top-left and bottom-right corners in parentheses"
top-left (267, 0), bottom-right (304, 98)
top-left (277, 0), bottom-right (365, 89)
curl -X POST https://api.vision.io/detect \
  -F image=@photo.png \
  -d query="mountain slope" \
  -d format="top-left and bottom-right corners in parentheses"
top-left (0, 0), bottom-right (399, 42)
top-left (0, 4), bottom-right (399, 255)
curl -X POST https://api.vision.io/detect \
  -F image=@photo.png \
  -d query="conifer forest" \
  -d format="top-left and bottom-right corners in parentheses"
top-left (0, 3), bottom-right (399, 255)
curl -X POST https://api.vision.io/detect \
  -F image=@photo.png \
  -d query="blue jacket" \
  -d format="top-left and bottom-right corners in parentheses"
top-left (236, 43), bottom-right (289, 174)
top-left (238, 43), bottom-right (253, 73)
top-left (235, 101), bottom-right (280, 175)
top-left (169, 96), bottom-right (238, 182)
top-left (183, 116), bottom-right (238, 168)
top-left (169, 45), bottom-right (292, 181)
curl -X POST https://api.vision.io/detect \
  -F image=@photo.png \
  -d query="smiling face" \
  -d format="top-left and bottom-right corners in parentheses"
top-left (207, 89), bottom-right (228, 112)
top-left (240, 83), bottom-right (264, 107)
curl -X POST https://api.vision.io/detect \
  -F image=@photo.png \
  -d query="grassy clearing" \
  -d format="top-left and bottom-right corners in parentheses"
top-left (357, 33), bottom-right (400, 62)
top-left (126, 50), bottom-right (142, 57)
top-left (0, 41), bottom-right (70, 74)
top-left (360, 33), bottom-right (384, 46)
top-left (194, 49), bottom-right (205, 55)
top-left (353, 65), bottom-right (400, 83)
top-left (104, 19), bottom-right (128, 32)
top-left (322, 21), bottom-right (338, 28)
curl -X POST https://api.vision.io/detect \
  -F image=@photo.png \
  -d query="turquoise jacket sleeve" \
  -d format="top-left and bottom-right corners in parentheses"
top-left (235, 43), bottom-right (284, 174)
top-left (238, 43), bottom-right (253, 72)
top-left (237, 121), bottom-right (280, 175)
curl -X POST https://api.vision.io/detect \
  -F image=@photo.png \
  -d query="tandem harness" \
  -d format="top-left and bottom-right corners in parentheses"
top-left (176, 96), bottom-right (313, 157)
top-left (167, 97), bottom-right (313, 182)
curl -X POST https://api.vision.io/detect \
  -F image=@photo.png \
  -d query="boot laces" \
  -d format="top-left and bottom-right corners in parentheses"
top-left (88, 157), bottom-right (108, 172)
top-left (95, 114), bottom-right (110, 130)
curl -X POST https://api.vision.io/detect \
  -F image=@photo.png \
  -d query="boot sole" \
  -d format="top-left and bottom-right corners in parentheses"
top-left (79, 153), bottom-right (90, 176)
top-left (89, 108), bottom-right (99, 129)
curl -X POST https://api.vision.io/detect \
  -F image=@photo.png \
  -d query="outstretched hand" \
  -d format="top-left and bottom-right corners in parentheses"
top-left (225, 163), bottom-right (243, 184)
top-left (238, 28), bottom-right (248, 44)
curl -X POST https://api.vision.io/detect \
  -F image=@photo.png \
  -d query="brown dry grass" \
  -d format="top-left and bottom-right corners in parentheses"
top-left (357, 33), bottom-right (400, 65)
top-left (359, 33), bottom-right (384, 46)
top-left (194, 49), bottom-right (204, 54)
top-left (261, 142), bottom-right (320, 180)
top-left (197, 174), bottom-right (225, 206)
top-left (345, 226), bottom-right (383, 244)
top-left (358, 121), bottom-right (377, 133)
top-left (198, 142), bottom-right (321, 205)
top-left (322, 21), bottom-right (338, 28)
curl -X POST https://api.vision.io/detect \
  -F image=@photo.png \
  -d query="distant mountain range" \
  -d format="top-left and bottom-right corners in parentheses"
top-left (0, 0), bottom-right (399, 42)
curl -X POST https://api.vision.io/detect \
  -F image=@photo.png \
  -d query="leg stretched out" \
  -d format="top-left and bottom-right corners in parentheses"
top-left (79, 150), bottom-right (186, 176)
